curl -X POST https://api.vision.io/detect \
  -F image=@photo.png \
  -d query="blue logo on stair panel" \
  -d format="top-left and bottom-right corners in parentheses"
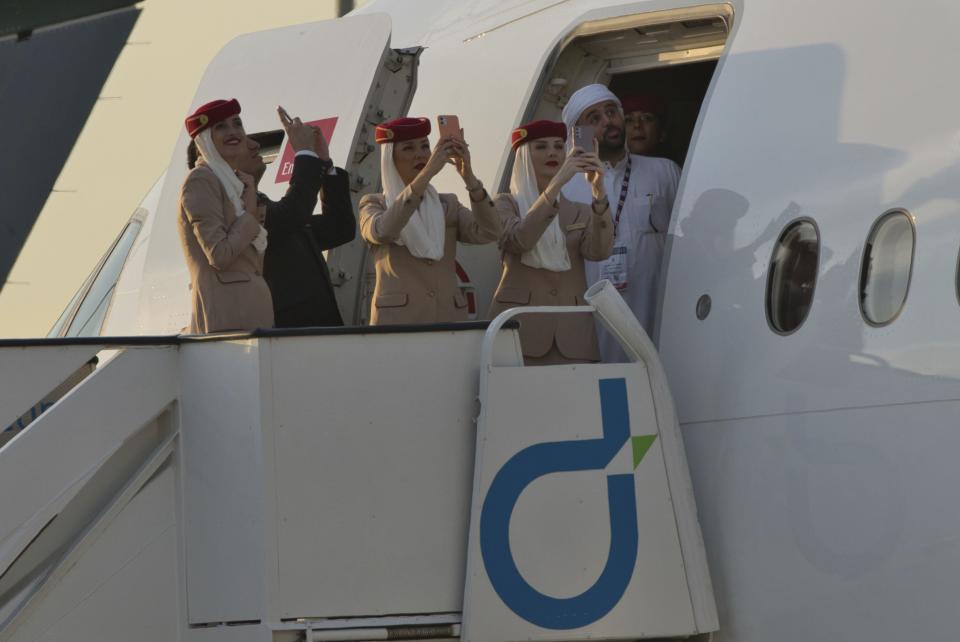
top-left (479, 378), bottom-right (650, 630)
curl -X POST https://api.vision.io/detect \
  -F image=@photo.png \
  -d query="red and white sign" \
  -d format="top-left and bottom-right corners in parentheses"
top-left (274, 117), bottom-right (339, 184)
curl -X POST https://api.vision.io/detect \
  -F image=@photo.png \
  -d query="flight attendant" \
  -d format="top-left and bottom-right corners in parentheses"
top-left (489, 120), bottom-right (614, 364)
top-left (359, 117), bottom-right (500, 325)
top-left (178, 98), bottom-right (274, 333)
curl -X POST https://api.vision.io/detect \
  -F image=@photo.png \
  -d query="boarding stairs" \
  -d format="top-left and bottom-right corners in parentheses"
top-left (0, 282), bottom-right (717, 642)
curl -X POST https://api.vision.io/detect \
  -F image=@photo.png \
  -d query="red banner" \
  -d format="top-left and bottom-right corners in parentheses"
top-left (274, 117), bottom-right (339, 184)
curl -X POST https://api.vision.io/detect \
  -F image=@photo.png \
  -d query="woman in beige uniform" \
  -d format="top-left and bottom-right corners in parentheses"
top-left (489, 120), bottom-right (614, 364)
top-left (359, 117), bottom-right (500, 325)
top-left (178, 98), bottom-right (273, 333)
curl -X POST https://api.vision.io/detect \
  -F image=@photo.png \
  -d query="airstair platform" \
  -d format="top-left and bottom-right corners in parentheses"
top-left (0, 283), bottom-right (717, 642)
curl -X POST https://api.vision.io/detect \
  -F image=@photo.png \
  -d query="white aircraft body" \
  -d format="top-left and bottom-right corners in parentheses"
top-left (5, 1), bottom-right (960, 641)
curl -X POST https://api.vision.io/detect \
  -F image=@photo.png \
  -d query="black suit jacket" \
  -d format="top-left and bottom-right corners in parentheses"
top-left (262, 155), bottom-right (356, 327)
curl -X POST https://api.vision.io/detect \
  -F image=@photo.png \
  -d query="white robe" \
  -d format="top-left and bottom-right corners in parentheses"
top-left (562, 153), bottom-right (680, 362)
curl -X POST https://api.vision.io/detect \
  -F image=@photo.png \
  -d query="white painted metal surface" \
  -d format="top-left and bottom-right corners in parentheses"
top-left (659, 0), bottom-right (960, 421)
top-left (268, 330), bottom-right (519, 618)
top-left (464, 283), bottom-right (715, 641)
top-left (176, 329), bottom-right (524, 624)
top-left (585, 281), bottom-right (716, 630)
top-left (0, 347), bottom-right (178, 578)
top-left (465, 362), bottom-right (696, 641)
top-left (99, 174), bottom-right (165, 337)
top-left (7, 458), bottom-right (180, 642)
top-left (0, 345), bottom-right (180, 641)
top-left (178, 338), bottom-right (268, 624)
top-left (0, 327), bottom-right (528, 641)
top-left (0, 344), bottom-right (101, 430)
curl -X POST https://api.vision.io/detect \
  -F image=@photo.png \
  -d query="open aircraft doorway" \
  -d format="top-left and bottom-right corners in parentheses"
top-left (515, 5), bottom-right (731, 185)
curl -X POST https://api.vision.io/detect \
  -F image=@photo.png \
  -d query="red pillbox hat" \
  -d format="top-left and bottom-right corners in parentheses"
top-left (511, 120), bottom-right (567, 151)
top-left (185, 98), bottom-right (241, 138)
top-left (375, 117), bottom-right (431, 144)
top-left (618, 94), bottom-right (666, 116)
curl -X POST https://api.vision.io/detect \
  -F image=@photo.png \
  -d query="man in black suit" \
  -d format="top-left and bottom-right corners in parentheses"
top-left (228, 109), bottom-right (356, 327)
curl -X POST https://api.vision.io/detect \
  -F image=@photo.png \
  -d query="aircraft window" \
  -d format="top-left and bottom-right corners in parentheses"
top-left (859, 210), bottom-right (915, 327)
top-left (766, 219), bottom-right (819, 334)
top-left (65, 220), bottom-right (143, 337)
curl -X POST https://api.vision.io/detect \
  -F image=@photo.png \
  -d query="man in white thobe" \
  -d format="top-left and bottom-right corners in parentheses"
top-left (561, 84), bottom-right (681, 362)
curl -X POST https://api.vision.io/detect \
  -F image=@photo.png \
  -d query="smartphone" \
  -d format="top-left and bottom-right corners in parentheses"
top-left (437, 115), bottom-right (463, 141)
top-left (572, 125), bottom-right (595, 151)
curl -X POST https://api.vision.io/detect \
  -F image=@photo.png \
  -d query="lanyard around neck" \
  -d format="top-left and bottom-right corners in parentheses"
top-left (612, 155), bottom-right (632, 237)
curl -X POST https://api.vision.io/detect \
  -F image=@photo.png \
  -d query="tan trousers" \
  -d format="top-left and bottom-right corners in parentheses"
top-left (523, 341), bottom-right (599, 366)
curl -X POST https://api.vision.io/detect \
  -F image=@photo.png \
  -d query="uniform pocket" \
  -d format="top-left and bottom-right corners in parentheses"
top-left (216, 271), bottom-right (251, 284)
top-left (495, 287), bottom-right (531, 305)
top-left (375, 293), bottom-right (409, 308)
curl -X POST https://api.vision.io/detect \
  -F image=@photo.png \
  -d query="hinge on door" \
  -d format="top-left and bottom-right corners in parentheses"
top-left (352, 124), bottom-right (376, 165)
top-left (350, 175), bottom-right (371, 192)
top-left (384, 53), bottom-right (405, 72)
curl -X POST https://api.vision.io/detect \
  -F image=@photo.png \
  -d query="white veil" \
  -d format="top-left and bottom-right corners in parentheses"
top-left (380, 142), bottom-right (445, 260)
top-left (511, 144), bottom-right (570, 271)
top-left (195, 130), bottom-right (267, 254)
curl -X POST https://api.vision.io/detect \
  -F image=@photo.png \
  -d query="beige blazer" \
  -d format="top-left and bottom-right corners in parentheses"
top-left (359, 186), bottom-right (501, 325)
top-left (177, 163), bottom-right (275, 334)
top-left (488, 193), bottom-right (614, 361)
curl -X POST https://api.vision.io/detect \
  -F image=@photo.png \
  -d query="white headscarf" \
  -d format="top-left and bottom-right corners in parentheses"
top-left (561, 83), bottom-right (622, 131)
top-left (194, 130), bottom-right (268, 254)
top-left (380, 142), bottom-right (445, 260)
top-left (560, 84), bottom-right (623, 205)
top-left (511, 144), bottom-right (570, 271)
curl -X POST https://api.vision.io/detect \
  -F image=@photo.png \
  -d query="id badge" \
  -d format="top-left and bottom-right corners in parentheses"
top-left (600, 246), bottom-right (629, 290)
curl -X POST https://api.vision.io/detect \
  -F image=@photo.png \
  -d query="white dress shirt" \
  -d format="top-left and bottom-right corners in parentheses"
top-left (563, 152), bottom-right (680, 362)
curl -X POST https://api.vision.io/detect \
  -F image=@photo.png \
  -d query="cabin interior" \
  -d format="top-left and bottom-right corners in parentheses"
top-left (524, 8), bottom-right (731, 172)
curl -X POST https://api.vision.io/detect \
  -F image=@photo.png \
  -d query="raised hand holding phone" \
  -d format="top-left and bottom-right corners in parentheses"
top-left (277, 105), bottom-right (314, 152)
top-left (437, 115), bottom-right (463, 141)
top-left (572, 125), bottom-right (595, 153)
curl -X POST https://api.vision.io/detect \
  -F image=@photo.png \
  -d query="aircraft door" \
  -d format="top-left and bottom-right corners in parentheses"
top-left (140, 13), bottom-right (420, 332)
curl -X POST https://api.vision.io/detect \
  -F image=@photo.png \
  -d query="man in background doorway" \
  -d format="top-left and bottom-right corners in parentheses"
top-left (620, 94), bottom-right (669, 158)
top-left (562, 84), bottom-right (681, 362)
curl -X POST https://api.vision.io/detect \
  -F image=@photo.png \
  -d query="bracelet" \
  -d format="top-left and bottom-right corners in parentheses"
top-left (469, 187), bottom-right (488, 203)
top-left (466, 180), bottom-right (484, 193)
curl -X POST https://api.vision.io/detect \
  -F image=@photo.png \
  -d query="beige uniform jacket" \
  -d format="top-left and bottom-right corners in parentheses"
top-left (488, 193), bottom-right (614, 361)
top-left (359, 186), bottom-right (501, 325)
top-left (178, 163), bottom-right (275, 334)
